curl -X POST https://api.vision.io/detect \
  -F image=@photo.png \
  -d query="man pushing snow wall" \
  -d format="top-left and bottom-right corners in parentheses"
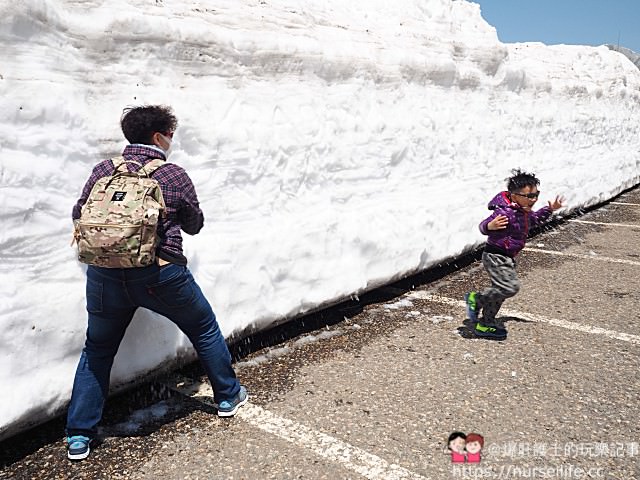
top-left (1, 0), bottom-right (639, 440)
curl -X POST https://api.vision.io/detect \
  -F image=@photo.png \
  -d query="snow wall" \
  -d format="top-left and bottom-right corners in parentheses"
top-left (1, 0), bottom-right (639, 440)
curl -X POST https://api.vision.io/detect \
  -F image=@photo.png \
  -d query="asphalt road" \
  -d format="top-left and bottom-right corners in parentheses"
top-left (2, 185), bottom-right (639, 480)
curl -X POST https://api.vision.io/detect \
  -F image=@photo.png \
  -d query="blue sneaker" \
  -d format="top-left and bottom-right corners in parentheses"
top-left (465, 292), bottom-right (479, 322)
top-left (67, 435), bottom-right (91, 460)
top-left (217, 386), bottom-right (249, 417)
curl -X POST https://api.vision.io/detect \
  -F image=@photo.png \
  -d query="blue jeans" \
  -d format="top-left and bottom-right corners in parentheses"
top-left (66, 263), bottom-right (240, 437)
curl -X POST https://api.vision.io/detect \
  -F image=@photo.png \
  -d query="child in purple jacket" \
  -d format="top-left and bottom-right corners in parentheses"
top-left (465, 169), bottom-right (563, 339)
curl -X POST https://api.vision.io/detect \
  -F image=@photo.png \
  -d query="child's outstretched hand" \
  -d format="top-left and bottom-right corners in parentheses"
top-left (548, 195), bottom-right (564, 211)
top-left (488, 215), bottom-right (509, 230)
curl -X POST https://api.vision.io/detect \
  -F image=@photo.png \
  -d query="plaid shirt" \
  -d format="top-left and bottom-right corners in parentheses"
top-left (72, 145), bottom-right (204, 265)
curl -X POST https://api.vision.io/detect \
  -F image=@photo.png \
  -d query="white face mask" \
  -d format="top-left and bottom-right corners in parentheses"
top-left (158, 133), bottom-right (173, 157)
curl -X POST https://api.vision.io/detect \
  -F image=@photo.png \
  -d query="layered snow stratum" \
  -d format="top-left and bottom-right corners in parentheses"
top-left (1, 0), bottom-right (639, 440)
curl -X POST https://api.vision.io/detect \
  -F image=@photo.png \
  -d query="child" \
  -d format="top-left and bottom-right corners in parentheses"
top-left (465, 169), bottom-right (563, 339)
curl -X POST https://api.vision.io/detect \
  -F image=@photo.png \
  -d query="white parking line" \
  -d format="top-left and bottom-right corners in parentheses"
top-left (610, 202), bottom-right (640, 206)
top-left (569, 219), bottom-right (638, 228)
top-left (523, 247), bottom-right (640, 267)
top-left (165, 377), bottom-right (428, 480)
top-left (408, 292), bottom-right (640, 345)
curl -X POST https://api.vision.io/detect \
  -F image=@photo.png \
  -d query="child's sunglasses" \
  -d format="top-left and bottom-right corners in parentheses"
top-left (512, 191), bottom-right (540, 199)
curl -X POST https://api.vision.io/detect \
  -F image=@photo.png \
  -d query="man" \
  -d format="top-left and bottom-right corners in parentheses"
top-left (66, 105), bottom-right (247, 461)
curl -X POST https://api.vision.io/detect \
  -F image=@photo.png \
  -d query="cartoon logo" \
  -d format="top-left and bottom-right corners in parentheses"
top-left (446, 432), bottom-right (484, 463)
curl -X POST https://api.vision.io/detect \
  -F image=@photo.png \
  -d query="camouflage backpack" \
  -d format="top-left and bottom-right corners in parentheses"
top-left (74, 157), bottom-right (166, 268)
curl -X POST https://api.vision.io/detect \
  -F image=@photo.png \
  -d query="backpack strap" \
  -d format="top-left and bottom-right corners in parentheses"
top-left (140, 159), bottom-right (167, 177)
top-left (141, 159), bottom-right (168, 215)
top-left (111, 156), bottom-right (131, 172)
top-left (110, 157), bottom-right (166, 177)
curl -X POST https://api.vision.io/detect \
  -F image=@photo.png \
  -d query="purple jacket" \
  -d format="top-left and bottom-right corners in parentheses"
top-left (479, 191), bottom-right (552, 257)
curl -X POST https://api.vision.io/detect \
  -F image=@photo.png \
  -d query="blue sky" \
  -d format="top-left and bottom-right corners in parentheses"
top-left (473, 0), bottom-right (640, 53)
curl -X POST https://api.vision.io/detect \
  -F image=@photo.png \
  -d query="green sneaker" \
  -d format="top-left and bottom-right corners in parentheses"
top-left (464, 292), bottom-right (479, 322)
top-left (474, 322), bottom-right (507, 339)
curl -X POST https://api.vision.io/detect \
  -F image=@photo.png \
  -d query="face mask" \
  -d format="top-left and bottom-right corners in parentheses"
top-left (158, 133), bottom-right (172, 157)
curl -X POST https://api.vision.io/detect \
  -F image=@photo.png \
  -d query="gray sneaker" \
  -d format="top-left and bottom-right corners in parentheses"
top-left (217, 386), bottom-right (249, 417)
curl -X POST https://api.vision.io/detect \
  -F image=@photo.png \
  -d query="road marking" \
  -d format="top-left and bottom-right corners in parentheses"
top-left (165, 377), bottom-right (428, 480)
top-left (569, 219), bottom-right (638, 228)
top-left (408, 292), bottom-right (640, 345)
top-left (523, 247), bottom-right (640, 267)
top-left (610, 202), bottom-right (640, 206)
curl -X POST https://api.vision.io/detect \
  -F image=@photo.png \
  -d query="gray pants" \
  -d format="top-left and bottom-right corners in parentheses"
top-left (477, 252), bottom-right (521, 326)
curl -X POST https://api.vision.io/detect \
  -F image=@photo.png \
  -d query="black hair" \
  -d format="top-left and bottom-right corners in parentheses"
top-left (447, 431), bottom-right (466, 449)
top-left (120, 105), bottom-right (178, 145)
top-left (507, 168), bottom-right (540, 193)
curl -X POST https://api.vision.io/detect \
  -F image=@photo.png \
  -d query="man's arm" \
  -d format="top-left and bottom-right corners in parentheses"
top-left (178, 171), bottom-right (205, 235)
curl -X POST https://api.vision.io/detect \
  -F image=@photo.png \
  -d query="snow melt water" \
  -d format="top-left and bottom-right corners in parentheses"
top-left (1, 0), bottom-right (639, 440)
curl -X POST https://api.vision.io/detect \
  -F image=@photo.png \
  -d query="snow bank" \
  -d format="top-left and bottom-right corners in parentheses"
top-left (1, 0), bottom-right (639, 440)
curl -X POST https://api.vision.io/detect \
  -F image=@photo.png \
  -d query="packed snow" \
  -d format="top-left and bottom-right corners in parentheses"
top-left (1, 0), bottom-right (639, 440)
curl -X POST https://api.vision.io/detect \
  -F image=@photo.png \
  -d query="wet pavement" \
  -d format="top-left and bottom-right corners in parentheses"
top-left (2, 185), bottom-right (639, 480)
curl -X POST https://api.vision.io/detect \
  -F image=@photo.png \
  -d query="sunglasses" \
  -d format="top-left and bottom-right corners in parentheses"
top-left (512, 191), bottom-right (540, 199)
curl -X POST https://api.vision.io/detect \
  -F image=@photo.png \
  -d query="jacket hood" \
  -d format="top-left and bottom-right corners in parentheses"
top-left (488, 191), bottom-right (514, 210)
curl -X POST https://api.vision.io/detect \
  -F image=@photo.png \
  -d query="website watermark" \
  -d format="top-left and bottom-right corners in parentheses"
top-left (443, 431), bottom-right (634, 478)
top-left (452, 464), bottom-right (606, 479)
